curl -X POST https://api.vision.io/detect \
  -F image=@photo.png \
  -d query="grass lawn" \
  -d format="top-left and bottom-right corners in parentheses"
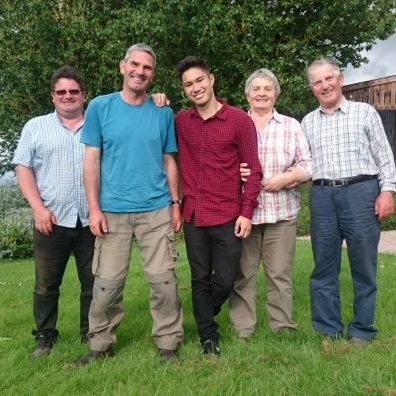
top-left (1, 240), bottom-right (396, 396)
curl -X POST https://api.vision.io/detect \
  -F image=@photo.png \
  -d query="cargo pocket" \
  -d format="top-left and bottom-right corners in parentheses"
top-left (166, 230), bottom-right (178, 269)
top-left (92, 237), bottom-right (103, 275)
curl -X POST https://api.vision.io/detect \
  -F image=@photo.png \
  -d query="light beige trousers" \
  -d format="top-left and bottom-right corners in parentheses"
top-left (88, 206), bottom-right (184, 351)
top-left (229, 219), bottom-right (297, 336)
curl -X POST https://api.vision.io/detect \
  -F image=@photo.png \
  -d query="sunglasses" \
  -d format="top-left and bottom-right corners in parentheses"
top-left (54, 89), bottom-right (82, 96)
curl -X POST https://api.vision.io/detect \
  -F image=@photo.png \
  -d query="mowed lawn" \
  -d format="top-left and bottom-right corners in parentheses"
top-left (1, 240), bottom-right (396, 396)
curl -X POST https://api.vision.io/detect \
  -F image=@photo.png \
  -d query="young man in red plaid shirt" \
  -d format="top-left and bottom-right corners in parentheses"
top-left (175, 56), bottom-right (262, 355)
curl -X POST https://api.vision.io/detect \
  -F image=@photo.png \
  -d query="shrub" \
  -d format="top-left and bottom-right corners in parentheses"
top-left (0, 184), bottom-right (27, 214)
top-left (0, 185), bottom-right (33, 259)
top-left (297, 183), bottom-right (311, 236)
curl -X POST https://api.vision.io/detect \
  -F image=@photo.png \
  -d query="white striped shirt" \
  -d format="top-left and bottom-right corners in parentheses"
top-left (12, 111), bottom-right (88, 227)
top-left (302, 97), bottom-right (396, 192)
top-left (252, 110), bottom-right (312, 224)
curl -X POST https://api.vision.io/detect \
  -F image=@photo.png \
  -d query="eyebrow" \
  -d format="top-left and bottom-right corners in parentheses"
top-left (183, 75), bottom-right (205, 85)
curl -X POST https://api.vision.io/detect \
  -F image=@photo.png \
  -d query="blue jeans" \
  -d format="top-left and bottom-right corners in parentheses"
top-left (309, 179), bottom-right (380, 340)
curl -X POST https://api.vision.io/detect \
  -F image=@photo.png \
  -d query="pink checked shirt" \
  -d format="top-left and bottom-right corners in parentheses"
top-left (252, 110), bottom-right (312, 224)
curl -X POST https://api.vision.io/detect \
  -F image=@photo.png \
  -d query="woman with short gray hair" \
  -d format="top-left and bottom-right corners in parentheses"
top-left (229, 68), bottom-right (312, 337)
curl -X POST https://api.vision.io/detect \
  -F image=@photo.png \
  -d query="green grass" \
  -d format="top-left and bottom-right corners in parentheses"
top-left (1, 241), bottom-right (396, 396)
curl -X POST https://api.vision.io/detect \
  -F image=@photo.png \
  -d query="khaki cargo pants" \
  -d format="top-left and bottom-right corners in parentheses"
top-left (88, 205), bottom-right (184, 351)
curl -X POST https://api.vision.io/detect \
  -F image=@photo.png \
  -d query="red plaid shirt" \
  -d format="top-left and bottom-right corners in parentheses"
top-left (176, 98), bottom-right (262, 226)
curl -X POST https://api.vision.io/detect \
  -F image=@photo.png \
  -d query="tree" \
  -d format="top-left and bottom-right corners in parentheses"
top-left (1, 0), bottom-right (395, 174)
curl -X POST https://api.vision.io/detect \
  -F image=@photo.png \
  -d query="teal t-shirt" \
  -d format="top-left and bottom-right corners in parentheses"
top-left (81, 93), bottom-right (177, 212)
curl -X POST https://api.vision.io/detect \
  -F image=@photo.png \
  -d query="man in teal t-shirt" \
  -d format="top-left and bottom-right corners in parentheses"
top-left (82, 92), bottom-right (175, 212)
top-left (76, 43), bottom-right (184, 365)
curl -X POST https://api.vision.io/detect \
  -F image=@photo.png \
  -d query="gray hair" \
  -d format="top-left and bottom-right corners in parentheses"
top-left (245, 68), bottom-right (281, 97)
top-left (307, 57), bottom-right (341, 87)
top-left (124, 43), bottom-right (156, 66)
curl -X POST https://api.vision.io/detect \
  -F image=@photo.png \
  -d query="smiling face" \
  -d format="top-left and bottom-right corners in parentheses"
top-left (51, 78), bottom-right (85, 119)
top-left (181, 67), bottom-right (215, 108)
top-left (309, 64), bottom-right (344, 112)
top-left (246, 77), bottom-right (277, 112)
top-left (119, 50), bottom-right (155, 98)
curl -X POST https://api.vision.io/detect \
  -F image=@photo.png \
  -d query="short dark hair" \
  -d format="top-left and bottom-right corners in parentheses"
top-left (176, 56), bottom-right (210, 80)
top-left (50, 66), bottom-right (86, 92)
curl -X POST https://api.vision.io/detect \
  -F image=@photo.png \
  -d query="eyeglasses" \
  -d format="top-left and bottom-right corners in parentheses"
top-left (54, 89), bottom-right (82, 96)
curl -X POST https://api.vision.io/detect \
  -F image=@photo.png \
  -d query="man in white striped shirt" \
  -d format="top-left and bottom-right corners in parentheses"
top-left (12, 66), bottom-right (95, 357)
top-left (302, 57), bottom-right (396, 345)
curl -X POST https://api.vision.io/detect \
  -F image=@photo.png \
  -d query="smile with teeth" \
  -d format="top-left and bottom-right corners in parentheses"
top-left (130, 74), bottom-right (145, 83)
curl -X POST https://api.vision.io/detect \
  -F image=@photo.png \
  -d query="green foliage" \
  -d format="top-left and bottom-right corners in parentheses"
top-left (0, 212), bottom-right (33, 260)
top-left (297, 183), bottom-right (311, 236)
top-left (0, 185), bottom-right (33, 259)
top-left (1, 0), bottom-right (396, 173)
top-left (1, 242), bottom-right (396, 395)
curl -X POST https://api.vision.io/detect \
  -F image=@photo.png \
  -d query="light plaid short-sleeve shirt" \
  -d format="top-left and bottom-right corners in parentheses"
top-left (252, 110), bottom-right (312, 224)
top-left (12, 111), bottom-right (88, 228)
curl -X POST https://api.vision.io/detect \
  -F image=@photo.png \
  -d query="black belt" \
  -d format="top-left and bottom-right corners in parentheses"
top-left (313, 175), bottom-right (377, 187)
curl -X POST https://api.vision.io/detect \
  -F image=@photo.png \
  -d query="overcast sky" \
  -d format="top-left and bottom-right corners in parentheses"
top-left (343, 33), bottom-right (396, 85)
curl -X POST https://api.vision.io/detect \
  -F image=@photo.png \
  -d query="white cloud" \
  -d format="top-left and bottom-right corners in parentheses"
top-left (343, 33), bottom-right (396, 85)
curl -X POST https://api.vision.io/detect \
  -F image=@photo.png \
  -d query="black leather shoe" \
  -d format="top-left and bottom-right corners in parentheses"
top-left (159, 349), bottom-right (177, 363)
top-left (201, 339), bottom-right (220, 356)
top-left (31, 334), bottom-right (57, 358)
top-left (75, 349), bottom-right (112, 366)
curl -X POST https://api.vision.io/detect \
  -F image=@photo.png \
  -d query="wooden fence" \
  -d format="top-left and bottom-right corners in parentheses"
top-left (378, 110), bottom-right (396, 160)
top-left (342, 75), bottom-right (396, 159)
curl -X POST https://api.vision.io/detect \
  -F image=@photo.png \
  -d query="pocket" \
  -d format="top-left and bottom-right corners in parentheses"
top-left (92, 237), bottom-right (103, 275)
top-left (166, 230), bottom-right (178, 269)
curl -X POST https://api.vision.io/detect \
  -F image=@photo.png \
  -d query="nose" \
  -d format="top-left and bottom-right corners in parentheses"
top-left (135, 65), bottom-right (144, 75)
top-left (322, 80), bottom-right (330, 90)
top-left (258, 88), bottom-right (265, 95)
top-left (192, 82), bottom-right (200, 92)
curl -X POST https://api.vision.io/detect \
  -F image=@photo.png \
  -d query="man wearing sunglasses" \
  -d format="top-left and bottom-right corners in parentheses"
top-left (12, 66), bottom-right (95, 357)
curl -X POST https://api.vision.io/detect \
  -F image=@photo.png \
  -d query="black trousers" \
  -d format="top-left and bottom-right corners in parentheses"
top-left (183, 215), bottom-right (241, 342)
top-left (32, 220), bottom-right (95, 340)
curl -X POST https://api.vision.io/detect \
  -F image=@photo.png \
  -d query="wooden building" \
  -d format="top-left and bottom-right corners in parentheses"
top-left (342, 75), bottom-right (396, 159)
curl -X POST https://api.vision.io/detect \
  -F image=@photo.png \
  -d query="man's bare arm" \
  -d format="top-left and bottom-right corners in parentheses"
top-left (15, 165), bottom-right (56, 236)
top-left (83, 145), bottom-right (108, 237)
top-left (163, 153), bottom-right (182, 232)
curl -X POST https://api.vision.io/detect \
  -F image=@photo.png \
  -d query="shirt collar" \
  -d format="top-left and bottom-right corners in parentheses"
top-left (189, 97), bottom-right (227, 120)
top-left (272, 109), bottom-right (283, 123)
top-left (319, 96), bottom-right (347, 114)
top-left (53, 110), bottom-right (85, 130)
top-left (247, 108), bottom-right (282, 123)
